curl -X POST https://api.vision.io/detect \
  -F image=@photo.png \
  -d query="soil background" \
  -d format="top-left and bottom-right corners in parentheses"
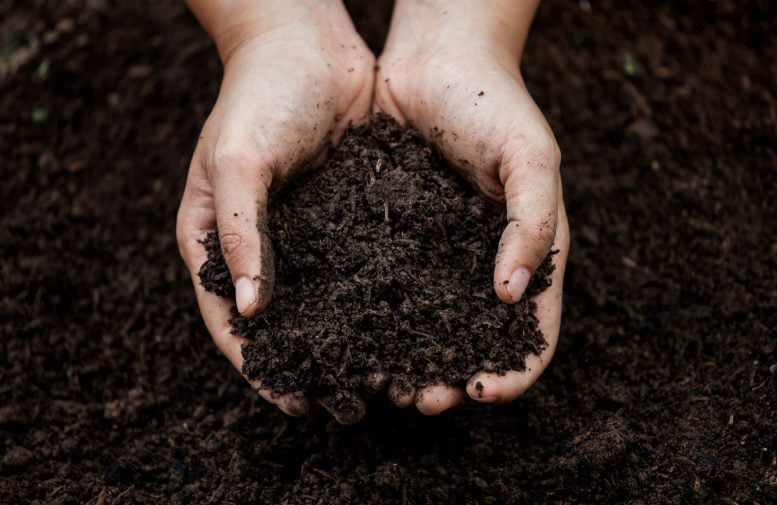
top-left (1, 0), bottom-right (775, 504)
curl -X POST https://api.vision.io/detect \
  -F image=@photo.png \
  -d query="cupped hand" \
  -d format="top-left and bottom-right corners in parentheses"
top-left (374, 0), bottom-right (570, 415)
top-left (176, 2), bottom-right (374, 422)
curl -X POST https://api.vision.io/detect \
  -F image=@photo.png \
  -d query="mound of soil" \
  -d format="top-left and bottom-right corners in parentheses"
top-left (199, 114), bottom-right (554, 410)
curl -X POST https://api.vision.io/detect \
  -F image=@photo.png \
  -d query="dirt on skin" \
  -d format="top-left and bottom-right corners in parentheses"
top-left (1, 0), bottom-right (776, 504)
top-left (198, 114), bottom-right (555, 420)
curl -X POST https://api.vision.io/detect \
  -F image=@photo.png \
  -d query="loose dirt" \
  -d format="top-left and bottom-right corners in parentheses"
top-left (199, 114), bottom-right (554, 418)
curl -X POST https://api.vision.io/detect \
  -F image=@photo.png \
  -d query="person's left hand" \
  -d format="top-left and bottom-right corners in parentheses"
top-left (373, 0), bottom-right (570, 415)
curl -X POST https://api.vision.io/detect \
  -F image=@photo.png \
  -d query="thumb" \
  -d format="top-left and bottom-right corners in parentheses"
top-left (493, 138), bottom-right (560, 303)
top-left (210, 152), bottom-right (275, 317)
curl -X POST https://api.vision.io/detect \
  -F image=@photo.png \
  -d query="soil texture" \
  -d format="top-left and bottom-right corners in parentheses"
top-left (1, 0), bottom-right (775, 504)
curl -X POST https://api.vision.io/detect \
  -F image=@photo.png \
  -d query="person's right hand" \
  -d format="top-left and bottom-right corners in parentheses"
top-left (176, 0), bottom-right (374, 422)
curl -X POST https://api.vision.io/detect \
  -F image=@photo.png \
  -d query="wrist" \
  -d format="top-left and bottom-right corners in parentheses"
top-left (186, 0), bottom-right (352, 64)
top-left (389, 0), bottom-right (539, 60)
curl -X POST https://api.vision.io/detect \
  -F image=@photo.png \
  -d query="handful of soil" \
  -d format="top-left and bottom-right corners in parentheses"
top-left (199, 114), bottom-right (554, 409)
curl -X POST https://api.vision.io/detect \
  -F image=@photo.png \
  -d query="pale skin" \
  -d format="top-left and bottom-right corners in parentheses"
top-left (177, 0), bottom-right (569, 423)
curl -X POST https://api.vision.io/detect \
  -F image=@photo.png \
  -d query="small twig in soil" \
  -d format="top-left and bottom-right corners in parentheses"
top-left (339, 343), bottom-right (352, 375)
top-left (409, 329), bottom-right (434, 340)
top-left (439, 313), bottom-right (453, 335)
top-left (366, 159), bottom-right (376, 186)
top-left (114, 486), bottom-right (134, 504)
top-left (311, 467), bottom-right (335, 480)
top-left (95, 488), bottom-right (108, 505)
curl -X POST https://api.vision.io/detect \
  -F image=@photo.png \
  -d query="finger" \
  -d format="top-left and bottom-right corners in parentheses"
top-left (249, 381), bottom-right (310, 417)
top-left (178, 156), bottom-right (249, 373)
top-left (415, 384), bottom-right (467, 416)
top-left (469, 195), bottom-right (569, 403)
top-left (493, 136), bottom-right (561, 303)
top-left (191, 273), bottom-right (308, 414)
top-left (177, 158), bottom-right (241, 370)
top-left (177, 161), bottom-right (305, 416)
top-left (189, 267), bottom-right (291, 408)
top-left (318, 393), bottom-right (366, 425)
top-left (387, 379), bottom-right (416, 408)
top-left (274, 394), bottom-right (310, 417)
top-left (177, 152), bottom-right (217, 273)
top-left (467, 364), bottom-right (537, 404)
top-left (208, 148), bottom-right (275, 317)
top-left (364, 372), bottom-right (389, 394)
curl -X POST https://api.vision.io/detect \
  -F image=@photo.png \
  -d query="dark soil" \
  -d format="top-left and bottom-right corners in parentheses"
top-left (1, 0), bottom-right (775, 504)
top-left (199, 114), bottom-right (554, 408)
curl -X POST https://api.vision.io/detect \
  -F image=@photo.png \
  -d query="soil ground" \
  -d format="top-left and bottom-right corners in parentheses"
top-left (1, 0), bottom-right (775, 503)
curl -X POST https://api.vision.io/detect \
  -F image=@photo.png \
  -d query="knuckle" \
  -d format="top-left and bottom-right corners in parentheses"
top-left (500, 131), bottom-right (561, 187)
top-left (474, 175), bottom-right (506, 203)
top-left (526, 132), bottom-right (561, 171)
top-left (504, 131), bottom-right (560, 173)
top-left (211, 139), bottom-right (256, 176)
top-left (529, 222), bottom-right (557, 258)
top-left (532, 212), bottom-right (557, 241)
top-left (219, 232), bottom-right (244, 259)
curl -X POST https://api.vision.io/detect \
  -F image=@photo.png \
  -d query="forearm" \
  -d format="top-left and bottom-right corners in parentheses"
top-left (391, 0), bottom-right (540, 58)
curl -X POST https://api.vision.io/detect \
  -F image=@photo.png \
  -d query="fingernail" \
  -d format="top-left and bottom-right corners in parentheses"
top-left (507, 267), bottom-right (532, 302)
top-left (469, 382), bottom-right (498, 402)
top-left (235, 276), bottom-right (257, 314)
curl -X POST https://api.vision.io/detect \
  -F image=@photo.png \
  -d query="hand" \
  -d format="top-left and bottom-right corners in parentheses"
top-left (176, 0), bottom-right (374, 421)
top-left (374, 0), bottom-right (570, 415)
